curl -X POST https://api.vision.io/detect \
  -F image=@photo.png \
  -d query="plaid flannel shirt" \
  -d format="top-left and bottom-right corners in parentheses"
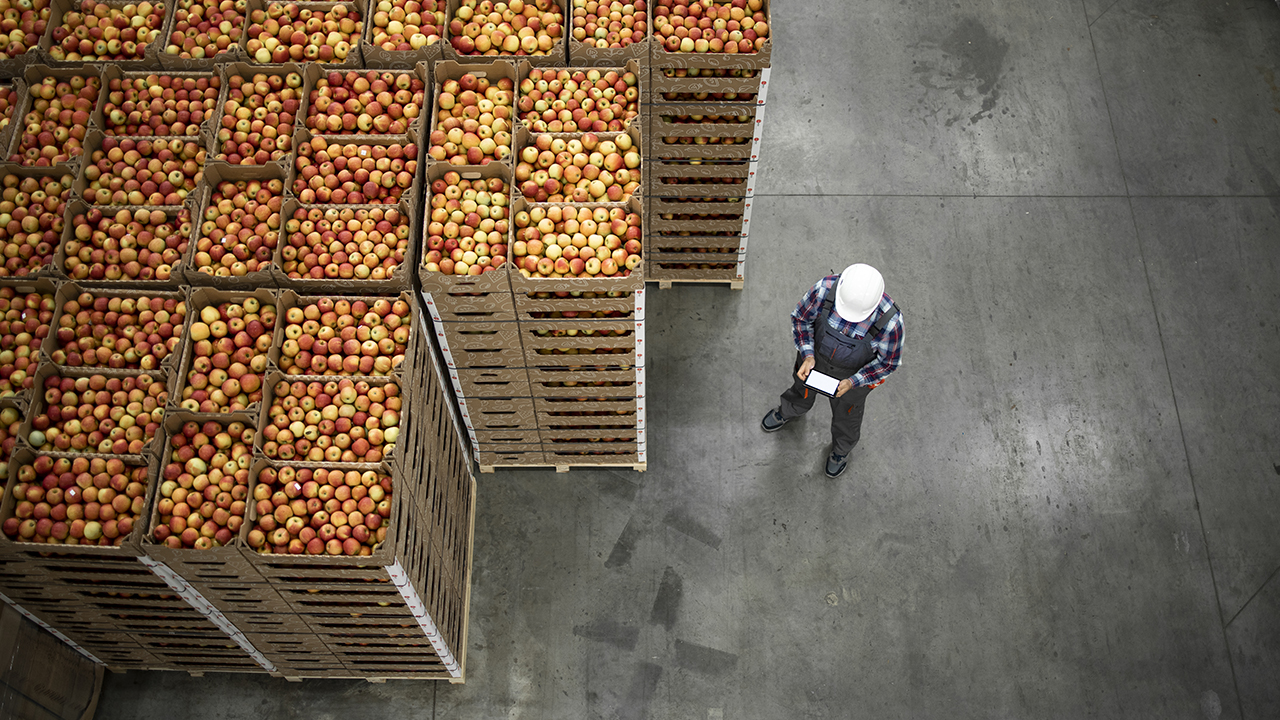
top-left (792, 274), bottom-right (904, 387)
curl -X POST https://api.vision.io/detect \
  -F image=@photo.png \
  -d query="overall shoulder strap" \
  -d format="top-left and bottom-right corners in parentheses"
top-left (870, 303), bottom-right (900, 337)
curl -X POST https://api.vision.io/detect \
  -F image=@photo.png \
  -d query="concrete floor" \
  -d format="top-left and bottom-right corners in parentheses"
top-left (97, 0), bottom-right (1280, 717)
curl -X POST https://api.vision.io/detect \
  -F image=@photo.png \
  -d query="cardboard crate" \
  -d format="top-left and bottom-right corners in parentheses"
top-left (300, 62), bottom-right (431, 139)
top-left (168, 286), bottom-right (279, 417)
top-left (268, 290), bottom-right (415, 378)
top-left (647, 259), bottom-right (744, 285)
top-left (515, 60), bottom-right (644, 132)
top-left (647, 233), bottom-right (745, 254)
top-left (289, 126), bottom-right (422, 207)
top-left (441, 0), bottom-right (567, 66)
top-left (648, 0), bottom-right (771, 71)
top-left (209, 62), bottom-right (308, 166)
top-left (647, 101), bottom-right (757, 141)
top-left (362, 7), bottom-right (447, 68)
top-left (159, 0), bottom-right (252, 70)
top-left (39, 0), bottom-right (166, 70)
top-left (421, 161), bottom-right (512, 275)
top-left (512, 288), bottom-right (638, 321)
top-left (0, 604), bottom-right (109, 708)
top-left (0, 276), bottom-right (57, 406)
top-left (526, 366), bottom-right (639, 397)
top-left (648, 210), bottom-right (745, 234)
top-left (508, 196), bottom-right (644, 293)
top-left (97, 66), bottom-right (223, 139)
top-left (419, 287), bottom-right (517, 323)
top-left (647, 135), bottom-right (752, 161)
top-left (645, 66), bottom-right (769, 103)
top-left (183, 162), bottom-right (290, 288)
top-left (71, 130), bottom-right (209, 208)
top-left (5, 65), bottom-right (106, 169)
top-left (649, 196), bottom-right (746, 216)
top-left (276, 199), bottom-right (417, 293)
top-left (432, 320), bottom-right (525, 369)
top-left (252, 374), bottom-right (402, 466)
top-left (55, 197), bottom-right (194, 290)
top-left (241, 0), bottom-right (368, 69)
top-left (567, 27), bottom-right (649, 67)
top-left (450, 366), bottom-right (530, 397)
top-left (459, 397), bottom-right (536, 430)
top-left (474, 428), bottom-right (541, 446)
top-left (40, 282), bottom-right (188, 375)
top-left (519, 319), bottom-right (637, 369)
top-left (426, 60), bottom-right (518, 165)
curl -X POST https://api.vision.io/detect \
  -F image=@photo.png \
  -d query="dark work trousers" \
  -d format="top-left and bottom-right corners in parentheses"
top-left (778, 352), bottom-right (873, 456)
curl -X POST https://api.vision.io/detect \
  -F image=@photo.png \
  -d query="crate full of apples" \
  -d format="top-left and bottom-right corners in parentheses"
top-left (244, 0), bottom-right (364, 66)
top-left (650, 0), bottom-right (770, 69)
top-left (0, 0), bottom-right (50, 77)
top-left (291, 132), bottom-right (421, 206)
top-left (162, 0), bottom-right (252, 68)
top-left (0, 170), bottom-right (74, 279)
top-left (420, 163), bottom-right (511, 281)
top-left (301, 64), bottom-right (429, 137)
top-left (98, 67), bottom-right (222, 138)
top-left (148, 415), bottom-right (255, 550)
top-left (171, 289), bottom-right (277, 415)
top-left (513, 126), bottom-right (640, 203)
top-left (515, 62), bottom-right (641, 134)
top-left (426, 61), bottom-right (516, 166)
top-left (0, 279), bottom-right (56, 406)
top-left (186, 162), bottom-right (287, 286)
top-left (508, 195), bottom-right (643, 292)
top-left (271, 292), bottom-right (412, 378)
top-left (566, 0), bottom-right (648, 65)
top-left (42, 283), bottom-right (187, 374)
top-left (212, 63), bottom-right (304, 166)
top-left (8, 66), bottom-right (104, 168)
top-left (255, 373), bottom-right (402, 465)
top-left (361, 0), bottom-right (447, 66)
top-left (243, 462), bottom-right (397, 556)
top-left (445, 0), bottom-right (566, 65)
top-left (0, 447), bottom-right (158, 551)
top-left (57, 201), bottom-right (193, 285)
top-left (42, 0), bottom-right (167, 65)
top-left (276, 199), bottom-right (415, 292)
top-left (21, 366), bottom-right (171, 459)
top-left (75, 134), bottom-right (207, 206)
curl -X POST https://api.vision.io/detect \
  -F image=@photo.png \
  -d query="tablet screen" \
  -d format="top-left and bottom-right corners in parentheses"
top-left (804, 369), bottom-right (840, 396)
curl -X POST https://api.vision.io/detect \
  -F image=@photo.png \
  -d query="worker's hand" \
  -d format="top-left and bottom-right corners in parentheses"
top-left (835, 379), bottom-right (854, 397)
top-left (796, 356), bottom-right (815, 381)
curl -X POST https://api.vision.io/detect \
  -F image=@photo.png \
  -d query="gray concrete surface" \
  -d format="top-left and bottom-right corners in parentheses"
top-left (96, 0), bottom-right (1280, 717)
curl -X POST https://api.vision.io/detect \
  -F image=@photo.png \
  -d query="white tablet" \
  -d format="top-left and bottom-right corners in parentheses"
top-left (803, 369), bottom-right (841, 397)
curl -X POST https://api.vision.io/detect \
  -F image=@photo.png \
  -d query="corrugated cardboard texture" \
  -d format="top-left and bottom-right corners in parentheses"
top-left (0, 604), bottom-right (104, 720)
top-left (648, 0), bottom-right (771, 71)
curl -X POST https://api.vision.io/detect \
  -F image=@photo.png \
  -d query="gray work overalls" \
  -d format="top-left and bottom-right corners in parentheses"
top-left (778, 290), bottom-right (898, 456)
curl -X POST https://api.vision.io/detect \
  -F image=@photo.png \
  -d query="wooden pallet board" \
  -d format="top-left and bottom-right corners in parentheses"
top-left (478, 463), bottom-right (647, 474)
top-left (653, 278), bottom-right (744, 290)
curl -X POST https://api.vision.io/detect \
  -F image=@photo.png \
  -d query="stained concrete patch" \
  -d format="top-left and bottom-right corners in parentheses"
top-left (617, 663), bottom-right (663, 720)
top-left (675, 640), bottom-right (738, 675)
top-left (572, 619), bottom-right (639, 651)
top-left (649, 567), bottom-right (683, 631)
top-left (605, 516), bottom-right (643, 569)
top-left (663, 509), bottom-right (722, 550)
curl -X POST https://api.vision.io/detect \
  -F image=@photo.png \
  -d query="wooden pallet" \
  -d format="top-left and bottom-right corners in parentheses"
top-left (478, 463), bottom-right (647, 474)
top-left (651, 278), bottom-right (744, 290)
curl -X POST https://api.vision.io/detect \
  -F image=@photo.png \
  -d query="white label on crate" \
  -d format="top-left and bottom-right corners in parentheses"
top-left (634, 320), bottom-right (644, 367)
top-left (636, 400), bottom-right (645, 430)
top-left (433, 325), bottom-right (458, 369)
top-left (423, 312), bottom-right (475, 468)
top-left (744, 161), bottom-right (759, 198)
top-left (740, 198), bottom-right (754, 237)
top-left (737, 259), bottom-right (746, 281)
top-left (756, 67), bottom-right (771, 106)
top-left (634, 287), bottom-right (645, 321)
top-left (635, 364), bottom-right (645, 399)
top-left (0, 592), bottom-right (105, 665)
top-left (421, 291), bottom-right (443, 323)
top-left (389, 561), bottom-right (462, 677)
top-left (636, 426), bottom-right (646, 441)
top-left (137, 557), bottom-right (279, 674)
top-left (750, 111), bottom-right (766, 162)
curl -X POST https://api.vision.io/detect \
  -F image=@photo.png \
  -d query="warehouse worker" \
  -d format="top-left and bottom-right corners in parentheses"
top-left (761, 264), bottom-right (904, 478)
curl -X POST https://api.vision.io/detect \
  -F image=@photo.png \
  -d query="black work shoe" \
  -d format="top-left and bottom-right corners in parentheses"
top-left (760, 408), bottom-right (788, 432)
top-left (825, 452), bottom-right (848, 478)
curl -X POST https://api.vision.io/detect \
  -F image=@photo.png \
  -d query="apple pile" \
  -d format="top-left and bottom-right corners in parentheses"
top-left (0, 86), bottom-right (15, 136)
top-left (29, 373), bottom-right (167, 455)
top-left (0, 287), bottom-right (53, 400)
top-left (152, 420), bottom-right (253, 549)
top-left (1, 455), bottom-right (150, 546)
top-left (82, 137), bottom-right (206, 206)
top-left (278, 297), bottom-right (411, 377)
top-left (306, 70), bottom-right (426, 136)
top-left (449, 0), bottom-right (563, 55)
top-left (512, 205), bottom-right (641, 277)
top-left (0, 0), bottom-right (49, 60)
top-left (63, 207), bottom-right (190, 283)
top-left (194, 178), bottom-right (283, 278)
top-left (293, 139), bottom-right (418, 205)
top-left (423, 172), bottom-right (509, 276)
top-left (49, 292), bottom-right (186, 372)
top-left (0, 406), bottom-right (18, 466)
top-left (517, 68), bottom-right (639, 133)
top-left (247, 466), bottom-right (392, 556)
top-left (282, 206), bottom-right (410, 281)
top-left (245, 2), bottom-right (362, 63)
top-left (177, 299), bottom-right (276, 414)
top-left (165, 0), bottom-right (247, 60)
top-left (47, 0), bottom-right (165, 62)
top-left (657, 66), bottom-right (758, 101)
top-left (103, 74), bottom-right (222, 138)
top-left (0, 174), bottom-right (71, 277)
top-left (571, 0), bottom-right (645, 47)
top-left (8, 75), bottom-right (100, 167)
top-left (653, 0), bottom-right (768, 53)
top-left (260, 378), bottom-right (401, 463)
top-left (215, 72), bottom-right (301, 165)
top-left (370, 0), bottom-right (443, 52)
top-left (427, 73), bottom-right (514, 164)
top-left (516, 132), bottom-right (640, 202)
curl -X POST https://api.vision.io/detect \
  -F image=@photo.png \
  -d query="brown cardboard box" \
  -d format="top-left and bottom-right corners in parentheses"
top-left (463, 397), bottom-right (537, 430)
top-left (362, 10), bottom-right (447, 68)
top-left (450, 366), bottom-right (530, 397)
top-left (0, 603), bottom-right (103, 720)
top-left (240, 0), bottom-right (368, 69)
top-left (648, 0), bottom-right (771, 71)
top-left (515, 59), bottom-right (644, 133)
top-left (183, 162), bottom-right (290, 288)
top-left (647, 259), bottom-right (744, 284)
top-left (526, 366), bottom-right (639, 397)
top-left (442, 0), bottom-right (567, 66)
top-left (645, 66), bottom-right (768, 104)
top-left (646, 159), bottom-right (751, 198)
top-left (40, 0), bottom-right (164, 70)
top-left (426, 60), bottom-right (518, 166)
top-left (159, 0), bottom-right (251, 70)
top-left (433, 320), bottom-right (526, 369)
top-left (513, 288), bottom-right (637, 322)
top-left (507, 196), bottom-right (644, 293)
top-left (648, 101), bottom-right (757, 141)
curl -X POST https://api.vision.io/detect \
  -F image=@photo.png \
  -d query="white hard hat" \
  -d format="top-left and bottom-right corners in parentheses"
top-left (835, 264), bottom-right (884, 322)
